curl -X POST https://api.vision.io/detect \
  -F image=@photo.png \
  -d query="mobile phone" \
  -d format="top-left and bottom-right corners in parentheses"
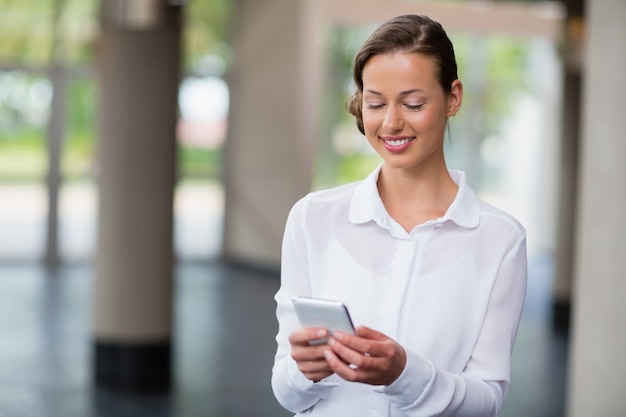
top-left (292, 296), bottom-right (355, 345)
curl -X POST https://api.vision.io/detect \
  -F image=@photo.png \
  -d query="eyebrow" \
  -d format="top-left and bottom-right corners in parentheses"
top-left (364, 88), bottom-right (425, 96)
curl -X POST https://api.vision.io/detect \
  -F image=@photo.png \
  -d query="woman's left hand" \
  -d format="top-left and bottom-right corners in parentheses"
top-left (324, 325), bottom-right (406, 386)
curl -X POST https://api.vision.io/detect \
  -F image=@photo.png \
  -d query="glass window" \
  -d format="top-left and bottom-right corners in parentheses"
top-left (0, 70), bottom-right (50, 260)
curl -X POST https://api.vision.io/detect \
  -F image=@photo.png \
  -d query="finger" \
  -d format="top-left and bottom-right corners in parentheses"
top-left (289, 328), bottom-right (329, 346)
top-left (330, 333), bottom-right (406, 372)
top-left (326, 340), bottom-right (406, 386)
top-left (355, 325), bottom-right (389, 341)
top-left (296, 358), bottom-right (332, 375)
top-left (333, 328), bottom-right (397, 358)
top-left (296, 356), bottom-right (334, 383)
top-left (331, 330), bottom-right (381, 357)
top-left (328, 337), bottom-right (370, 368)
top-left (308, 370), bottom-right (334, 383)
top-left (291, 342), bottom-right (330, 363)
top-left (324, 348), bottom-right (361, 382)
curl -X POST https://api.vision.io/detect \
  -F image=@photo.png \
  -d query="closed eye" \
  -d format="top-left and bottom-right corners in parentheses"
top-left (365, 103), bottom-right (385, 110)
top-left (405, 103), bottom-right (424, 110)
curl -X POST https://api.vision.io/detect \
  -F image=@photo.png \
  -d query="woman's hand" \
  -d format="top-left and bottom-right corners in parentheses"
top-left (289, 328), bottom-right (335, 382)
top-left (323, 326), bottom-right (406, 386)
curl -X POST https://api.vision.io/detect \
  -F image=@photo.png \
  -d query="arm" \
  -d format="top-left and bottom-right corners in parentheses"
top-left (271, 197), bottom-right (340, 412)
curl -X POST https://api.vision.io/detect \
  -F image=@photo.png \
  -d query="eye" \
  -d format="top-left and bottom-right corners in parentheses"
top-left (405, 103), bottom-right (424, 111)
top-left (365, 103), bottom-right (385, 110)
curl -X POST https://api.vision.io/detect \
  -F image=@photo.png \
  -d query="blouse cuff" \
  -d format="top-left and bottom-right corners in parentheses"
top-left (374, 349), bottom-right (434, 403)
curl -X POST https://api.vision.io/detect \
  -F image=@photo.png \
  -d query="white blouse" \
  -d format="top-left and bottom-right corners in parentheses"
top-left (272, 167), bottom-right (527, 417)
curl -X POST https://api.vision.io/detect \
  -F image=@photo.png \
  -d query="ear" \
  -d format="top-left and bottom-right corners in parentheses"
top-left (447, 79), bottom-right (463, 117)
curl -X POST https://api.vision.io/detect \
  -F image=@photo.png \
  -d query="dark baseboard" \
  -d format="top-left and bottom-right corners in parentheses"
top-left (552, 300), bottom-right (571, 335)
top-left (94, 340), bottom-right (171, 395)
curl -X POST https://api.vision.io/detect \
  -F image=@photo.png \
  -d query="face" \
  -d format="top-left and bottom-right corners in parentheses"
top-left (361, 52), bottom-right (462, 173)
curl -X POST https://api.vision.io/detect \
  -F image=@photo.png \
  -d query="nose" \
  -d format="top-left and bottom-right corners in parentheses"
top-left (382, 106), bottom-right (403, 132)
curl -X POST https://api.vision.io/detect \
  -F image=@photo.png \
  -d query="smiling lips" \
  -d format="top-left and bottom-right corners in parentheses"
top-left (381, 136), bottom-right (415, 153)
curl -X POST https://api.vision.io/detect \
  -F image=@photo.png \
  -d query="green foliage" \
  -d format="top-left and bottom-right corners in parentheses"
top-left (183, 0), bottom-right (232, 74)
top-left (0, 129), bottom-right (47, 181)
top-left (178, 145), bottom-right (222, 178)
top-left (0, 0), bottom-right (98, 65)
top-left (59, 0), bottom-right (99, 65)
top-left (453, 33), bottom-right (530, 138)
top-left (0, 0), bottom-right (52, 65)
top-left (0, 0), bottom-right (232, 183)
top-left (335, 154), bottom-right (381, 186)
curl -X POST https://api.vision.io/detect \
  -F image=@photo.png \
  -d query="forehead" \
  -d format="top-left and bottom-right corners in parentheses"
top-left (362, 52), bottom-right (439, 92)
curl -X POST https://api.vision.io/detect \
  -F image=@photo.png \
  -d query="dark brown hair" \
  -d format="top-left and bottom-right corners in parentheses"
top-left (346, 15), bottom-right (459, 134)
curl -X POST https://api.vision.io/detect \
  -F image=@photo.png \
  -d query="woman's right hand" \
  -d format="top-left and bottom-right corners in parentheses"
top-left (289, 328), bottom-right (334, 382)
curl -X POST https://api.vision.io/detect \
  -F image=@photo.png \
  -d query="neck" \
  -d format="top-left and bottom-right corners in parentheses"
top-left (379, 163), bottom-right (456, 200)
top-left (377, 164), bottom-right (458, 229)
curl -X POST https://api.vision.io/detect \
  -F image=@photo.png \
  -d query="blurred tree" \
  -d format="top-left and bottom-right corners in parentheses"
top-left (183, 0), bottom-right (232, 75)
top-left (0, 0), bottom-right (53, 65)
top-left (0, 0), bottom-right (97, 66)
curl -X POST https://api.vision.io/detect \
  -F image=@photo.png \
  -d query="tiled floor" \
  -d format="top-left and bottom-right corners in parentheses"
top-left (0, 254), bottom-right (567, 417)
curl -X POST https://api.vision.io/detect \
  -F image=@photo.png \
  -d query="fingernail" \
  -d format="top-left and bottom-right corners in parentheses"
top-left (333, 332), bottom-right (343, 341)
top-left (317, 329), bottom-right (327, 337)
top-left (328, 337), bottom-right (335, 346)
top-left (324, 350), bottom-right (332, 360)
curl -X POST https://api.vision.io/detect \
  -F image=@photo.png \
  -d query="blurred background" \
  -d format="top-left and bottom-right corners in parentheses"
top-left (0, 0), bottom-right (561, 264)
top-left (0, 0), bottom-right (229, 262)
top-left (0, 0), bottom-right (623, 416)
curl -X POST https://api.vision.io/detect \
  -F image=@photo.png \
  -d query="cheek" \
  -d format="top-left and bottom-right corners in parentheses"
top-left (406, 111), bottom-right (441, 131)
top-left (361, 111), bottom-right (380, 135)
top-left (362, 121), bottom-right (380, 147)
top-left (363, 120), bottom-right (379, 145)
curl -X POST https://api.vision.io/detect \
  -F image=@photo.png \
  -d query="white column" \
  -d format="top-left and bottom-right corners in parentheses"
top-left (552, 5), bottom-right (584, 334)
top-left (92, 0), bottom-right (181, 393)
top-left (567, 1), bottom-right (626, 415)
top-left (222, 0), bottom-right (321, 268)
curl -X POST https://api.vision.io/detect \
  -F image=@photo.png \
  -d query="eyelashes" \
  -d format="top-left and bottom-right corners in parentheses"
top-left (364, 103), bottom-right (425, 110)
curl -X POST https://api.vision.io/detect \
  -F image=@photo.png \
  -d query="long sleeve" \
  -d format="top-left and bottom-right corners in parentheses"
top-left (271, 196), bottom-right (340, 412)
top-left (376, 233), bottom-right (528, 416)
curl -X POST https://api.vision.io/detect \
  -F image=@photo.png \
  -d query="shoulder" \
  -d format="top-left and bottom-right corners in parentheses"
top-left (288, 181), bottom-right (361, 221)
top-left (478, 199), bottom-right (527, 243)
top-left (448, 170), bottom-right (525, 242)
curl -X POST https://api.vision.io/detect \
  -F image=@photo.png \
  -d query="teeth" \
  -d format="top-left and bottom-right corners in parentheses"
top-left (385, 138), bottom-right (411, 146)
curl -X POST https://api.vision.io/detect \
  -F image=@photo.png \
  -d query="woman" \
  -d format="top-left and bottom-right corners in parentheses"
top-left (272, 14), bottom-right (527, 417)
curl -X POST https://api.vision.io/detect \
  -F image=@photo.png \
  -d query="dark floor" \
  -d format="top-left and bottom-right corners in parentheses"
top-left (0, 254), bottom-right (567, 417)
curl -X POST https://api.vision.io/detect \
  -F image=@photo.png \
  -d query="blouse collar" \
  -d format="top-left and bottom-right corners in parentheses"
top-left (348, 165), bottom-right (481, 229)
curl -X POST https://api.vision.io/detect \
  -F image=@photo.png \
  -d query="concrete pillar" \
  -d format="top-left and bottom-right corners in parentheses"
top-left (222, 0), bottom-right (320, 268)
top-left (567, 1), bottom-right (626, 415)
top-left (92, 0), bottom-right (182, 394)
top-left (552, 0), bottom-right (584, 334)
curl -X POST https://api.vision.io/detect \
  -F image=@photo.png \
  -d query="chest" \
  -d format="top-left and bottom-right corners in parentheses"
top-left (305, 223), bottom-right (498, 370)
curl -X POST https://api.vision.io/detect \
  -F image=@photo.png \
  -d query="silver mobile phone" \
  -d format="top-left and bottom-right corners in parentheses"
top-left (292, 296), bottom-right (356, 345)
